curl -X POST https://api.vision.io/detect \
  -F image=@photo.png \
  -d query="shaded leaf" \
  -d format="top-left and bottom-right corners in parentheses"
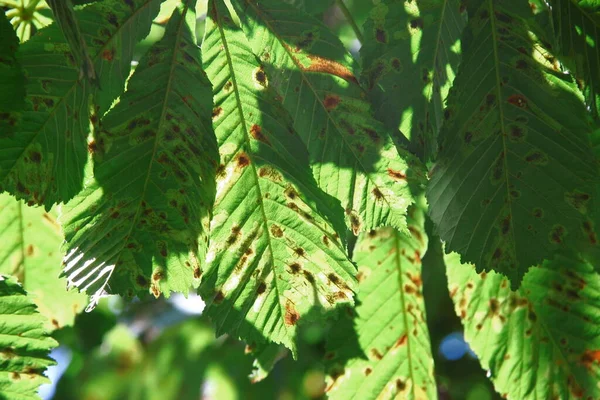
top-left (0, 194), bottom-right (86, 331)
top-left (229, 0), bottom-right (424, 235)
top-left (0, 275), bottom-right (58, 400)
top-left (446, 251), bottom-right (600, 399)
top-left (62, 0), bottom-right (217, 306)
top-left (46, 0), bottom-right (97, 86)
top-left (0, 11), bottom-right (25, 112)
top-left (0, 0), bottom-right (161, 208)
top-left (325, 203), bottom-right (436, 400)
top-left (200, 0), bottom-right (356, 354)
top-left (553, 0), bottom-right (600, 117)
top-left (361, 0), bottom-right (466, 161)
top-left (427, 0), bottom-right (600, 287)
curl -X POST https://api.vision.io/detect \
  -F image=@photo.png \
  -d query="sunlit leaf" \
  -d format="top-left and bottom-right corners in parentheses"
top-left (427, 1), bottom-right (600, 287)
top-left (446, 251), bottom-right (600, 399)
top-left (361, 0), bottom-right (466, 161)
top-left (229, 0), bottom-right (424, 235)
top-left (325, 203), bottom-right (436, 400)
top-left (0, 0), bottom-right (161, 208)
top-left (0, 275), bottom-right (58, 400)
top-left (61, 0), bottom-right (218, 306)
top-left (201, 0), bottom-right (356, 354)
top-left (0, 194), bottom-right (86, 331)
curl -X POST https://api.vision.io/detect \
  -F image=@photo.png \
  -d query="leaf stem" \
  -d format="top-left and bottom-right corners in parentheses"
top-left (334, 0), bottom-right (363, 44)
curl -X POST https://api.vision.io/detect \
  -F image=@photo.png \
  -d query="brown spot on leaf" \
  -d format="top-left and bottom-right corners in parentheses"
top-left (304, 54), bottom-right (359, 85)
top-left (212, 106), bottom-right (223, 120)
top-left (284, 301), bottom-right (299, 326)
top-left (214, 290), bottom-right (225, 303)
top-left (257, 282), bottom-right (266, 294)
top-left (387, 168), bottom-right (407, 181)
top-left (270, 224), bottom-right (283, 238)
top-left (375, 28), bottom-right (387, 43)
top-left (370, 348), bottom-right (383, 360)
top-left (324, 94), bottom-right (340, 110)
top-left (549, 225), bottom-right (566, 244)
top-left (136, 275), bottom-right (148, 287)
top-left (294, 247), bottom-right (305, 257)
top-left (394, 334), bottom-right (408, 348)
top-left (101, 48), bottom-right (115, 61)
top-left (372, 187), bottom-right (384, 200)
top-left (364, 367), bottom-right (372, 376)
top-left (396, 379), bottom-right (406, 391)
top-left (254, 66), bottom-right (268, 87)
top-left (501, 215), bottom-right (511, 235)
top-left (507, 94), bottom-right (528, 108)
top-left (289, 263), bottom-right (301, 274)
top-left (410, 18), bottom-right (424, 29)
top-left (250, 124), bottom-right (270, 144)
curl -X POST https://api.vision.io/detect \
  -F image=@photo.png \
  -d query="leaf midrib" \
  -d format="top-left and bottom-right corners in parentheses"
top-left (212, 2), bottom-right (292, 342)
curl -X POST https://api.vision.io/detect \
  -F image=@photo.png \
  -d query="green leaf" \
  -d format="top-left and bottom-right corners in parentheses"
top-left (361, 0), bottom-right (466, 162)
top-left (427, 1), bottom-right (600, 287)
top-left (61, 0), bottom-right (217, 306)
top-left (0, 11), bottom-right (25, 112)
top-left (0, 194), bottom-right (86, 331)
top-left (446, 251), bottom-right (600, 399)
top-left (284, 0), bottom-right (333, 16)
top-left (0, 0), bottom-right (161, 208)
top-left (0, 275), bottom-right (58, 400)
top-left (553, 0), bottom-right (600, 117)
top-left (201, 0), bottom-right (356, 354)
top-left (45, 0), bottom-right (98, 87)
top-left (325, 203), bottom-right (436, 400)
top-left (229, 0), bottom-right (424, 235)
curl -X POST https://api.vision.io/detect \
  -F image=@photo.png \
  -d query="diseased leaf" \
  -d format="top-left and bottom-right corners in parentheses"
top-left (553, 0), bottom-right (600, 118)
top-left (0, 0), bottom-right (161, 208)
top-left (62, 0), bottom-right (218, 307)
top-left (201, 0), bottom-right (356, 354)
top-left (0, 194), bottom-right (86, 331)
top-left (427, 1), bottom-right (600, 287)
top-left (446, 251), bottom-right (600, 399)
top-left (46, 0), bottom-right (98, 87)
top-left (229, 0), bottom-right (424, 235)
top-left (361, 0), bottom-right (466, 162)
top-left (325, 203), bottom-right (436, 400)
top-left (0, 11), bottom-right (25, 112)
top-left (0, 275), bottom-right (58, 400)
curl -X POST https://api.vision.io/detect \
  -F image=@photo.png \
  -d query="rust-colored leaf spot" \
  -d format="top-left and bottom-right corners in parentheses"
top-left (364, 367), bottom-right (372, 376)
top-left (304, 54), bottom-right (359, 85)
top-left (152, 270), bottom-right (165, 282)
top-left (193, 266), bottom-right (202, 279)
top-left (581, 349), bottom-right (600, 370)
top-left (387, 168), bottom-right (407, 181)
top-left (250, 124), bottom-right (270, 144)
top-left (284, 301), bottom-right (299, 326)
top-left (253, 66), bottom-right (268, 88)
top-left (289, 263), bottom-right (301, 274)
top-left (565, 190), bottom-right (590, 213)
top-left (270, 224), bottom-right (283, 238)
top-left (226, 225), bottom-right (241, 245)
top-left (212, 106), bottom-right (223, 120)
top-left (322, 235), bottom-right (330, 246)
top-left (294, 247), bottom-right (305, 257)
top-left (324, 94), bottom-right (341, 110)
top-left (394, 333), bottom-right (408, 348)
top-left (25, 244), bottom-right (34, 256)
top-left (284, 187), bottom-right (298, 199)
top-left (507, 94), bottom-right (528, 108)
top-left (328, 273), bottom-right (340, 285)
top-left (549, 225), bottom-right (566, 244)
top-left (214, 290), bottom-right (225, 303)
top-left (370, 348), bottom-right (383, 360)
top-left (101, 48), bottom-right (115, 61)
top-left (236, 153), bottom-right (251, 169)
top-left (256, 281), bottom-right (266, 294)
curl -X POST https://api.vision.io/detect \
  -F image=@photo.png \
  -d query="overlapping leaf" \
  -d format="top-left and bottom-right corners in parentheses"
top-left (325, 204), bottom-right (436, 400)
top-left (0, 193), bottom-right (86, 331)
top-left (0, 275), bottom-right (58, 400)
top-left (361, 0), bottom-right (466, 161)
top-left (0, 0), bottom-right (161, 208)
top-left (427, 1), bottom-right (600, 287)
top-left (446, 252), bottom-right (600, 399)
top-left (0, 11), bottom-right (25, 113)
top-left (201, 0), bottom-right (356, 354)
top-left (553, 0), bottom-right (600, 118)
top-left (229, 0), bottom-right (424, 234)
top-left (62, 0), bottom-right (218, 307)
